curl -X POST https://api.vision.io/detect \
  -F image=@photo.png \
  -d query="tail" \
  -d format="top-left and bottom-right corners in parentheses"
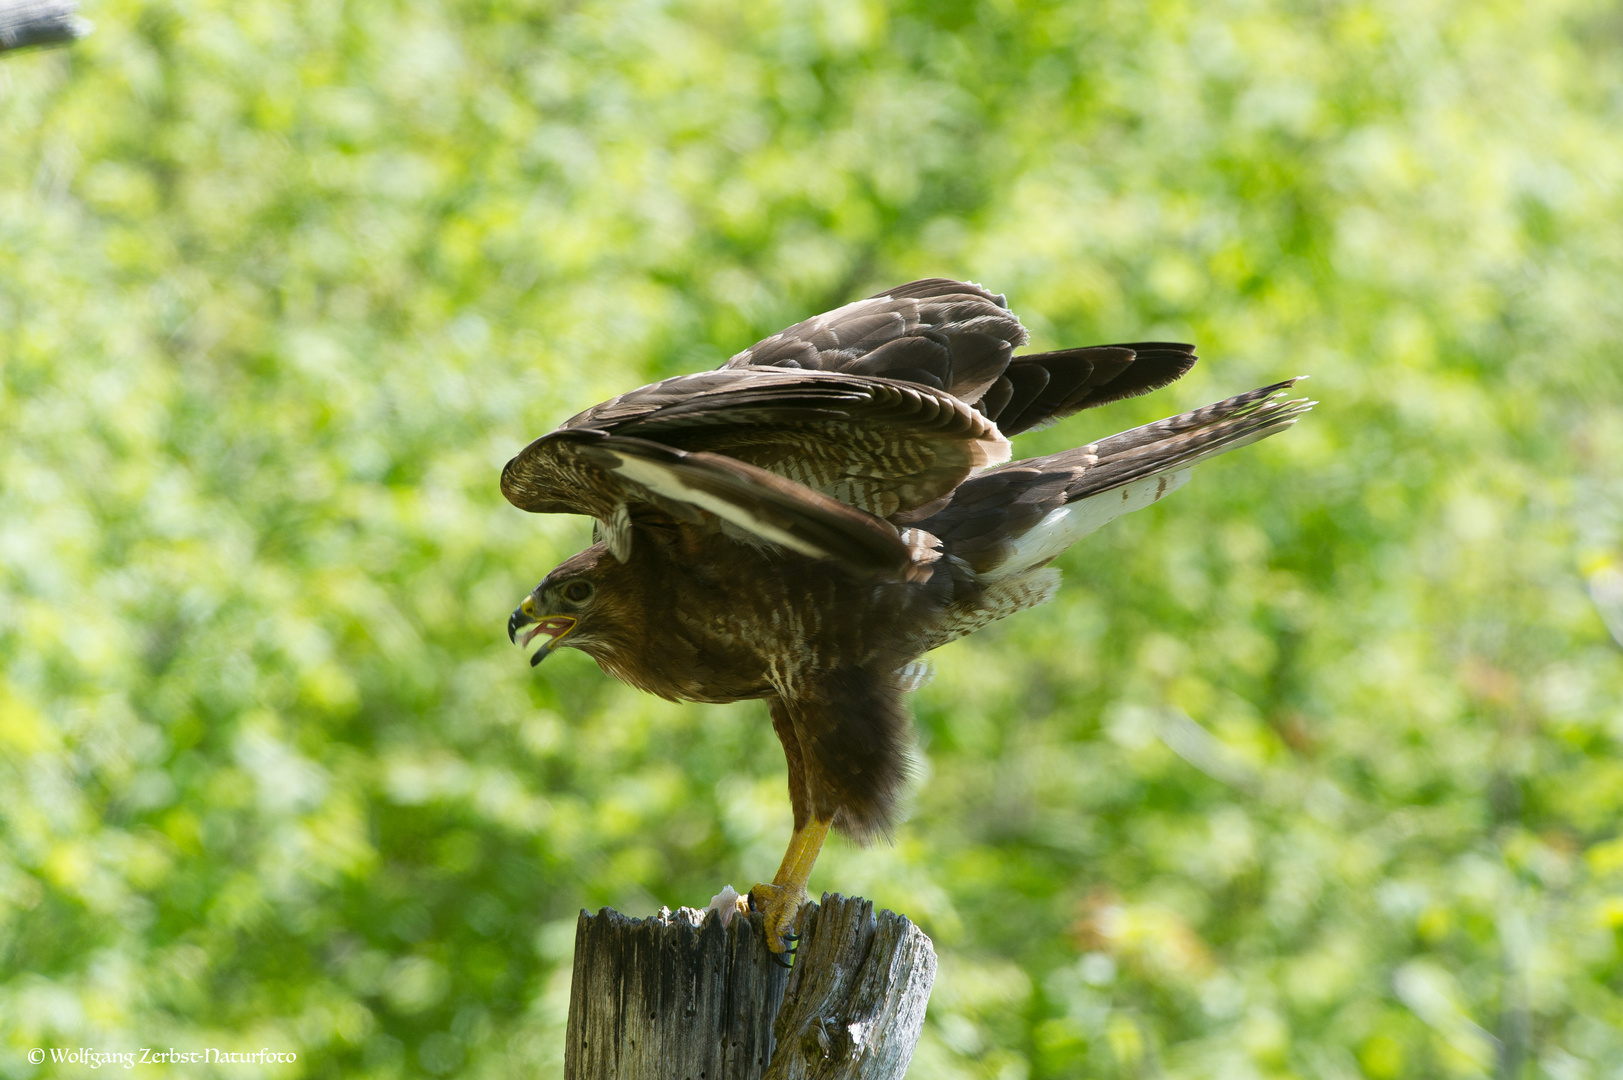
top-left (1055, 377), bottom-right (1312, 502)
top-left (919, 379), bottom-right (1314, 581)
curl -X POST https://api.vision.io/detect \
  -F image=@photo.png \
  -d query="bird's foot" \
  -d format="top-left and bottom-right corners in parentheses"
top-left (749, 881), bottom-right (808, 962)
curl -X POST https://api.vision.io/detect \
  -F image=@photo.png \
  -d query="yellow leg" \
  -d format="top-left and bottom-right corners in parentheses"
top-left (750, 817), bottom-right (831, 957)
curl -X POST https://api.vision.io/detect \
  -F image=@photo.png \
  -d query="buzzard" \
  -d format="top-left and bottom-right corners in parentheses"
top-left (503, 279), bottom-right (1310, 958)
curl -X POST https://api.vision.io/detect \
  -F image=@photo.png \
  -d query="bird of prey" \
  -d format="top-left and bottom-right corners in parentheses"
top-left (504, 279), bottom-right (1310, 958)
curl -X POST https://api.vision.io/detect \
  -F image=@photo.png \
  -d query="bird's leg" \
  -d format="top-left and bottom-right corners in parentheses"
top-left (753, 699), bottom-right (827, 960)
top-left (750, 816), bottom-right (831, 959)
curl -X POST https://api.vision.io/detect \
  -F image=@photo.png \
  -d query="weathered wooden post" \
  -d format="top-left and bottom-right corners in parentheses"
top-left (565, 893), bottom-right (936, 1080)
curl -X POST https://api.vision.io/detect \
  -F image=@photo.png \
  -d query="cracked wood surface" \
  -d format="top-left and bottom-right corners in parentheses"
top-left (565, 894), bottom-right (935, 1080)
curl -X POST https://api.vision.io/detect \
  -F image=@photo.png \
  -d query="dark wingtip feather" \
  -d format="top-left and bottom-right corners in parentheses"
top-left (1077, 342), bottom-right (1198, 405)
top-left (989, 342), bottom-right (1199, 436)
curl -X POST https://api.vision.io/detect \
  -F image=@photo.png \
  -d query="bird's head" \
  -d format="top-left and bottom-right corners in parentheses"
top-left (508, 545), bottom-right (628, 666)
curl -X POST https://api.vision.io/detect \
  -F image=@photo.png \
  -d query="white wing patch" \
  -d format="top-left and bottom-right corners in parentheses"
top-left (979, 468), bottom-right (1192, 582)
top-left (605, 451), bottom-right (835, 560)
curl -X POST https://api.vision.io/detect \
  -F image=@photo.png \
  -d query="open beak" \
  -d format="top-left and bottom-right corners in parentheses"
top-left (508, 597), bottom-right (578, 666)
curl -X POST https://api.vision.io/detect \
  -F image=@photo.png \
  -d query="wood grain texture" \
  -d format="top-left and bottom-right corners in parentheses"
top-left (565, 904), bottom-right (788, 1080)
top-left (564, 895), bottom-right (935, 1080)
top-left (764, 894), bottom-right (937, 1080)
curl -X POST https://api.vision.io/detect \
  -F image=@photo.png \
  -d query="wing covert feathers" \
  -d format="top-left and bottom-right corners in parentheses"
top-left (504, 430), bottom-right (924, 579)
top-left (725, 280), bottom-right (1023, 404)
top-left (512, 368), bottom-right (1011, 519)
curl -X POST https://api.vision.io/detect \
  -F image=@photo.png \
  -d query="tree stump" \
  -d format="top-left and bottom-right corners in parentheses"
top-left (565, 893), bottom-right (936, 1080)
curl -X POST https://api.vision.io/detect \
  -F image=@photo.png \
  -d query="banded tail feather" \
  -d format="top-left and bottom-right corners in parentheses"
top-left (922, 379), bottom-right (1313, 582)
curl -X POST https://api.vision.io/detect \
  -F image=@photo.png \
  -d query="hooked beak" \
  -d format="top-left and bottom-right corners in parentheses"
top-left (508, 595), bottom-right (578, 667)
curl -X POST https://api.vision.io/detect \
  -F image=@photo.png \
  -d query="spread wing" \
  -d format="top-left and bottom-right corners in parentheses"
top-left (500, 368), bottom-right (1010, 579)
top-left (510, 368), bottom-right (1010, 520)
top-left (501, 279), bottom-right (1203, 577)
top-left (501, 430), bottom-right (922, 578)
top-left (726, 278), bottom-right (1198, 436)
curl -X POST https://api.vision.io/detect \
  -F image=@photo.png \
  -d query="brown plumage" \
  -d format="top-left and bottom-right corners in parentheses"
top-left (503, 279), bottom-right (1311, 956)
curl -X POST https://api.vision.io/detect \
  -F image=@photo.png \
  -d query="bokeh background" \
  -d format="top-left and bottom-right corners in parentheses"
top-left (3, 0), bottom-right (1622, 1076)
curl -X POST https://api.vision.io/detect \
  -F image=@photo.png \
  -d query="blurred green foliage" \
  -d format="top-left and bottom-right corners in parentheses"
top-left (3, 0), bottom-right (1623, 1076)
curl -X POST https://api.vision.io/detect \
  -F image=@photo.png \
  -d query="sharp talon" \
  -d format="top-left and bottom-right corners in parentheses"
top-left (771, 949), bottom-right (793, 969)
top-left (782, 931), bottom-right (799, 943)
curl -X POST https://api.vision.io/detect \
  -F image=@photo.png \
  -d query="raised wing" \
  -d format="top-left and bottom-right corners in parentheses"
top-left (724, 279), bottom-right (1022, 403)
top-left (501, 281), bottom-right (1206, 577)
top-left (725, 279), bottom-right (1198, 436)
top-left (544, 368), bottom-right (1010, 519)
top-left (500, 430), bottom-right (923, 580)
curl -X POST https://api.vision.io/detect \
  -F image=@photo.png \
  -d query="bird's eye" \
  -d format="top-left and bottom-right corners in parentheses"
top-left (563, 580), bottom-right (593, 603)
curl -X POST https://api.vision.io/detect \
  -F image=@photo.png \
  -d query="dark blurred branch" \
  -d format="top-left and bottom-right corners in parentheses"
top-left (0, 0), bottom-right (90, 54)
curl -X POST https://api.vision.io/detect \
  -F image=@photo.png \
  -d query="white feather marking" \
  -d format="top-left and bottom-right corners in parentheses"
top-left (973, 429), bottom-right (1013, 469)
top-left (600, 504), bottom-right (633, 561)
top-left (607, 453), bottom-right (832, 558)
top-left (979, 468), bottom-right (1192, 582)
top-left (893, 660), bottom-right (935, 692)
